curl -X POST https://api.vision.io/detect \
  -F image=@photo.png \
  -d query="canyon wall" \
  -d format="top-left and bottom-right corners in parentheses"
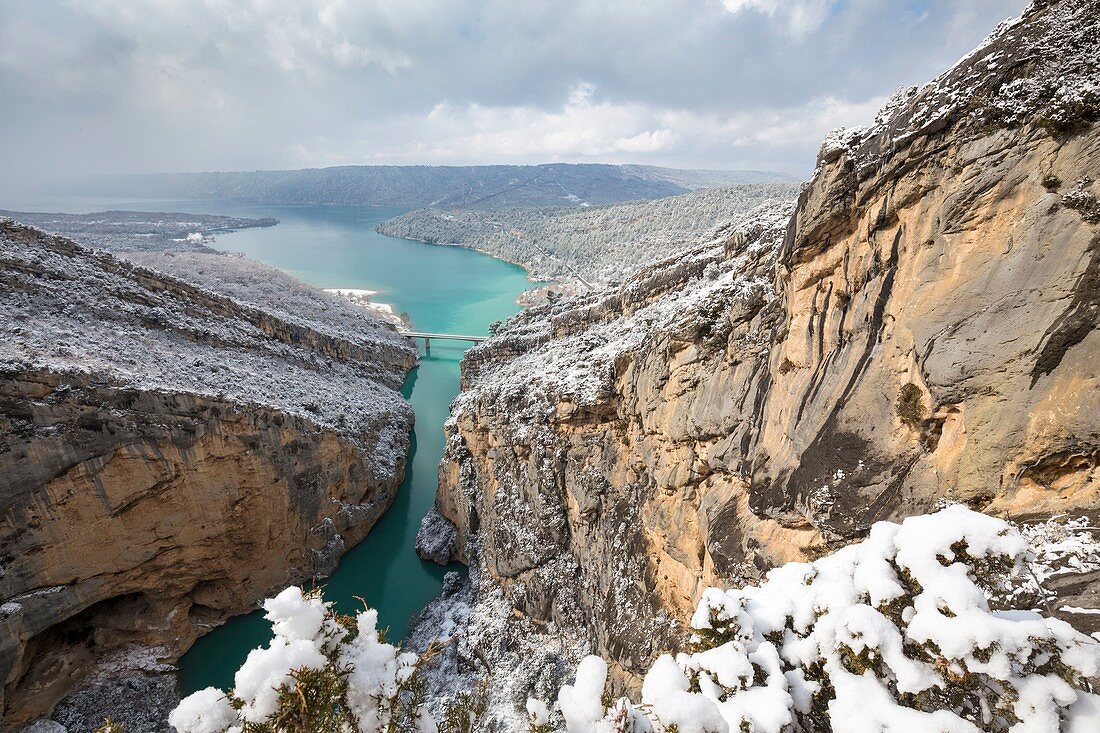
top-left (434, 0), bottom-right (1100, 705)
top-left (0, 222), bottom-right (418, 726)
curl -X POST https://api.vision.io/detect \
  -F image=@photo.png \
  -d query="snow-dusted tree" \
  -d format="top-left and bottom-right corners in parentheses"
top-left (541, 506), bottom-right (1100, 732)
top-left (169, 587), bottom-right (434, 733)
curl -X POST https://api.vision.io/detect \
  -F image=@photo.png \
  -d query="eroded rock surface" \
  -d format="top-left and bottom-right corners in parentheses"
top-left (0, 221), bottom-right (418, 726)
top-left (434, 0), bottom-right (1100, 710)
top-left (415, 507), bottom-right (460, 565)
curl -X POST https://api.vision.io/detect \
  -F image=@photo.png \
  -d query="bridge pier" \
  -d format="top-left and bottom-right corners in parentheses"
top-left (424, 337), bottom-right (430, 354)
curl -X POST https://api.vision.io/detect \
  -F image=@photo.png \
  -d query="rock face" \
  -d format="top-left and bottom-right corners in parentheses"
top-left (0, 221), bottom-right (418, 726)
top-left (415, 507), bottom-right (459, 565)
top-left (435, 0), bottom-right (1100, 705)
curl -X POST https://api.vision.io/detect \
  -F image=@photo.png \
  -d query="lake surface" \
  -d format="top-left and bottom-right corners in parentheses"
top-left (0, 196), bottom-right (534, 692)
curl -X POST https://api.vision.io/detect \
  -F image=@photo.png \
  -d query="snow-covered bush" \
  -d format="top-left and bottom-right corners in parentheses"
top-left (169, 510), bottom-right (1098, 732)
top-left (169, 587), bottom-right (434, 733)
top-left (538, 507), bottom-right (1100, 732)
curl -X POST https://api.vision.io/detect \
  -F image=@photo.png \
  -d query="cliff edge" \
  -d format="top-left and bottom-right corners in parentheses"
top-left (0, 221), bottom-right (418, 727)
top-left (433, 0), bottom-right (1100, 716)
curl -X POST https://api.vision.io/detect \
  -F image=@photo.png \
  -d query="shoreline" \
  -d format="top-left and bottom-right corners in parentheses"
top-left (374, 225), bottom-right (557, 285)
top-left (323, 287), bottom-right (409, 328)
top-left (173, 203), bottom-right (534, 700)
top-left (373, 227), bottom-right (598, 309)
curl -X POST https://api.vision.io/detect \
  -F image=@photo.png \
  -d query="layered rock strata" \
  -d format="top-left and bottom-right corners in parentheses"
top-left (434, 0), bottom-right (1100, 713)
top-left (0, 221), bottom-right (417, 726)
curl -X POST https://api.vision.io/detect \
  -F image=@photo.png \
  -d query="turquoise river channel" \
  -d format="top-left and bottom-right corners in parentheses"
top-left (0, 196), bottom-right (536, 693)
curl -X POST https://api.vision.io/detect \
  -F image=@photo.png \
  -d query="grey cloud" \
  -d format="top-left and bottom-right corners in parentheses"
top-left (0, 0), bottom-right (1028, 191)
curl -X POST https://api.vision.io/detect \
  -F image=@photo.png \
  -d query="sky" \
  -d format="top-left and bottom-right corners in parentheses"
top-left (0, 0), bottom-right (1028, 187)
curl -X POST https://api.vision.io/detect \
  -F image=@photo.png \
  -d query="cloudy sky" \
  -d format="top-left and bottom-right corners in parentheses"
top-left (0, 0), bottom-right (1027, 186)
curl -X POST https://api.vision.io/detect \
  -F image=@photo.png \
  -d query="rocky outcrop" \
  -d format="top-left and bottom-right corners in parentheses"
top-left (434, 0), bottom-right (1100, 707)
top-left (0, 221), bottom-right (418, 727)
top-left (415, 507), bottom-right (459, 565)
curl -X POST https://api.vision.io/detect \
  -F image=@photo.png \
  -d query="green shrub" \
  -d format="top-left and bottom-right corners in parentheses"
top-left (896, 382), bottom-right (925, 428)
top-left (1039, 90), bottom-right (1100, 138)
top-left (440, 682), bottom-right (489, 733)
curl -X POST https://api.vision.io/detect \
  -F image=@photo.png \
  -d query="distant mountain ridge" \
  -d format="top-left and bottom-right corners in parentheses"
top-left (63, 163), bottom-right (797, 209)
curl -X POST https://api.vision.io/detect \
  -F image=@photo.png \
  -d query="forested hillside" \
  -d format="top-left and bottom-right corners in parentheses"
top-left (379, 183), bottom-right (801, 284)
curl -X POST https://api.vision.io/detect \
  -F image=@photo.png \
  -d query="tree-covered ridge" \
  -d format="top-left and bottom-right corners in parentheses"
top-left (378, 184), bottom-right (801, 285)
top-left (63, 165), bottom-right (796, 210)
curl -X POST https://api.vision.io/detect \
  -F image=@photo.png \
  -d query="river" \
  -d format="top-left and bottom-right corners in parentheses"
top-left (0, 197), bottom-right (534, 692)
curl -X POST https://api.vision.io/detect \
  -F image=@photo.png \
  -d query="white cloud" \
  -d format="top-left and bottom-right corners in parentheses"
top-left (721, 0), bottom-right (837, 38)
top-left (288, 84), bottom-right (891, 174)
top-left (408, 83), bottom-right (679, 159)
top-left (615, 129), bottom-right (680, 154)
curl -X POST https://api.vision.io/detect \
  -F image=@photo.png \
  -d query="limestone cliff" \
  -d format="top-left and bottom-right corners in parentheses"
top-left (433, 0), bottom-right (1100, 707)
top-left (0, 222), bottom-right (418, 726)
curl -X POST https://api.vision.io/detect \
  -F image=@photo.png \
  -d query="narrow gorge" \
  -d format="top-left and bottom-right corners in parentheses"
top-left (2, 1), bottom-right (1099, 730)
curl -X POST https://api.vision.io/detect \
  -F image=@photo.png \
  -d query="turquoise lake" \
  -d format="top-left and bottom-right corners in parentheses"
top-left (0, 196), bottom-right (535, 692)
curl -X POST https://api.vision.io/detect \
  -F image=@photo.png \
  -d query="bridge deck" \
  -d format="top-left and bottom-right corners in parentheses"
top-left (402, 331), bottom-right (487, 343)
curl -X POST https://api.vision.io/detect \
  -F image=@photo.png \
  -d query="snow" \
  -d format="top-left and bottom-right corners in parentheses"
top-left (164, 508), bottom-right (1100, 732)
top-left (825, 0), bottom-right (1097, 174)
top-left (233, 590), bottom-right (333, 722)
top-left (526, 698), bottom-right (551, 726)
top-left (326, 288), bottom-right (380, 298)
top-left (325, 287), bottom-right (404, 325)
top-left (83, 645), bottom-right (175, 680)
top-left (1022, 515), bottom-right (1100, 585)
top-left (0, 208), bottom-right (276, 253)
top-left (262, 586), bottom-right (338, 644)
top-left (1067, 693), bottom-right (1100, 733)
top-left (532, 507), bottom-right (1100, 732)
top-left (1, 222), bottom-right (415, 472)
top-left (454, 200), bottom-right (792, 410)
top-left (557, 656), bottom-right (607, 732)
top-left (378, 184), bottom-right (799, 285)
top-left (171, 586), bottom-right (436, 733)
top-left (404, 563), bottom-right (588, 732)
top-left (167, 688), bottom-right (237, 733)
top-left (341, 609), bottom-right (422, 732)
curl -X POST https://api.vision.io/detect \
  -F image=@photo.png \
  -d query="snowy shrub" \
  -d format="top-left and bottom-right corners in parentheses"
top-left (167, 511), bottom-right (1099, 733)
top-left (437, 681), bottom-right (489, 733)
top-left (1061, 180), bottom-right (1100, 224)
top-left (170, 587), bottom-right (435, 733)
top-left (536, 507), bottom-right (1100, 732)
top-left (1038, 83), bottom-right (1100, 138)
